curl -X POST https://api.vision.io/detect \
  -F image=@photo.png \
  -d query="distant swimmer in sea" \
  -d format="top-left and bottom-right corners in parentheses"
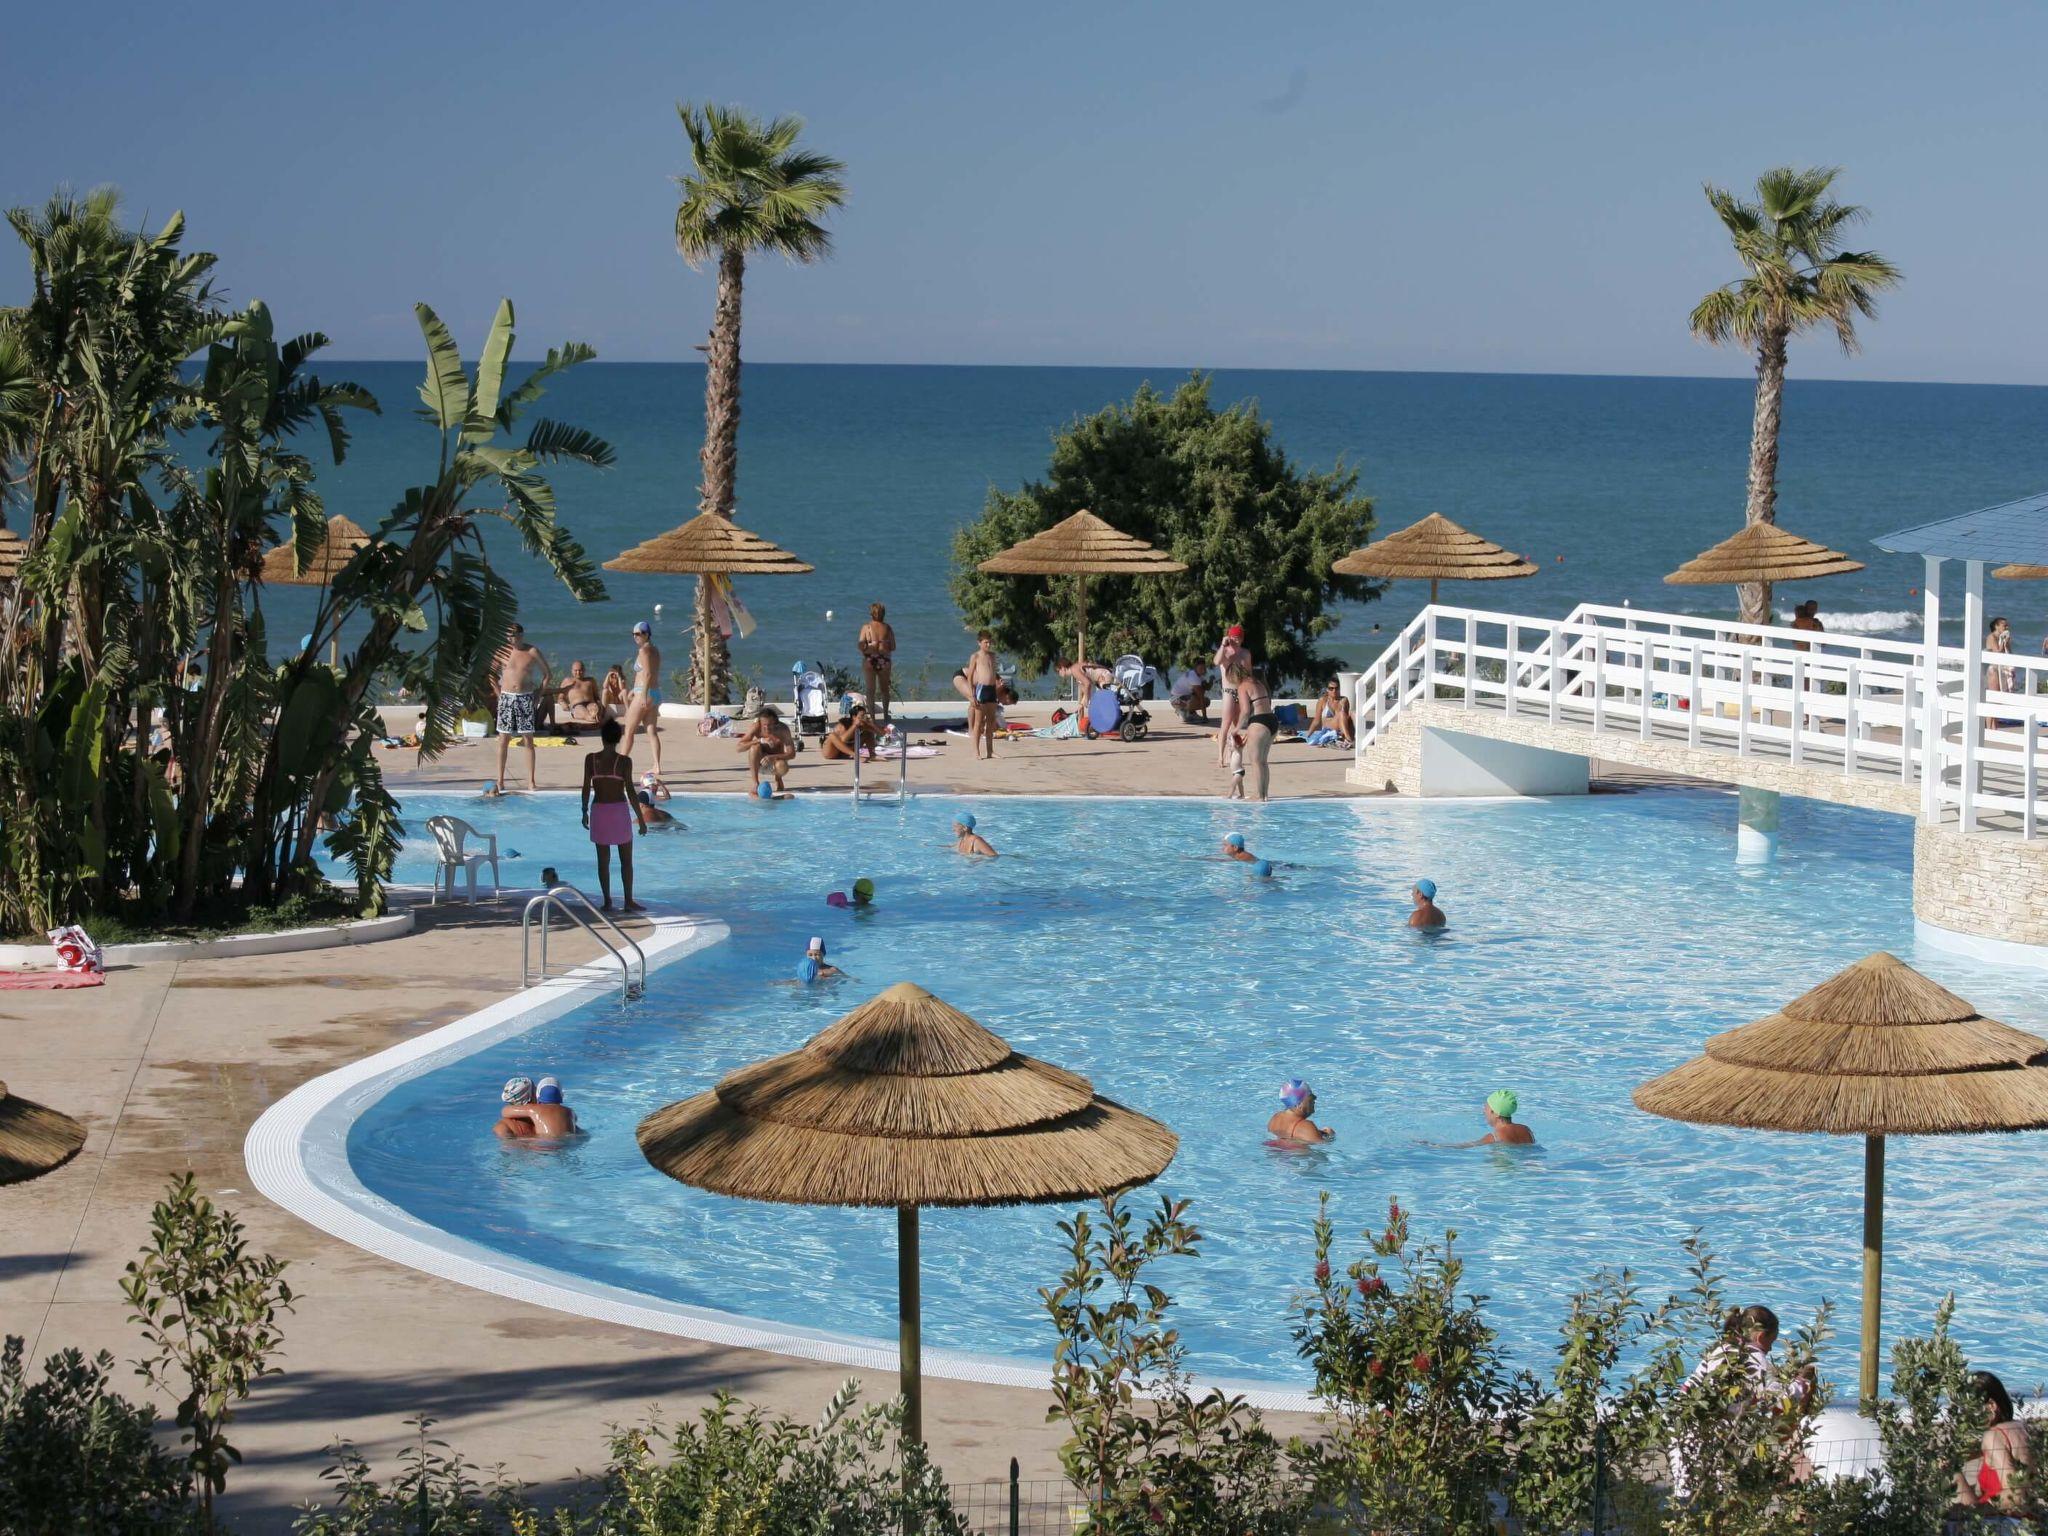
top-left (1222, 833), bottom-right (1257, 863)
top-left (953, 812), bottom-right (998, 857)
top-left (1430, 1089), bottom-right (1535, 1149)
top-left (798, 937), bottom-right (844, 983)
top-left (1267, 1079), bottom-right (1335, 1145)
top-left (1408, 878), bottom-right (1446, 930)
top-left (495, 1075), bottom-right (579, 1140)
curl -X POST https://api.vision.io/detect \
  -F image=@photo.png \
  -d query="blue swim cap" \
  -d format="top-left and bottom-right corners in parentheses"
top-left (757, 782), bottom-right (774, 799)
top-left (536, 1079), bottom-right (563, 1105)
top-left (1253, 860), bottom-right (1273, 878)
top-left (955, 812), bottom-right (975, 830)
top-left (1280, 1079), bottom-right (1311, 1109)
top-left (1415, 878), bottom-right (1437, 900)
top-left (1225, 833), bottom-right (1246, 849)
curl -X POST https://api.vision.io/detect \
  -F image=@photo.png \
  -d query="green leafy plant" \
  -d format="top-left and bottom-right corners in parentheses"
top-left (121, 1172), bottom-right (295, 1530)
top-left (1507, 1269), bottom-right (1645, 1536)
top-left (1043, 1193), bottom-right (1309, 1535)
top-left (292, 1415), bottom-right (547, 1536)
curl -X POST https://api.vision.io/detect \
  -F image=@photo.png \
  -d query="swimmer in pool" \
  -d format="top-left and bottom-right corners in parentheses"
top-left (1409, 878), bottom-right (1446, 930)
top-left (1222, 833), bottom-right (1257, 863)
top-left (636, 788), bottom-right (679, 828)
top-left (953, 812), bottom-right (998, 858)
top-left (1267, 1079), bottom-right (1335, 1145)
top-left (797, 936), bottom-right (843, 983)
top-left (1433, 1089), bottom-right (1535, 1148)
top-left (494, 1075), bottom-right (578, 1139)
top-left (851, 877), bottom-right (875, 907)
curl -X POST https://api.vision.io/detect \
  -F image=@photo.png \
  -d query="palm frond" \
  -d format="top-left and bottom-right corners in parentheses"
top-left (523, 418), bottom-right (615, 467)
top-left (412, 303), bottom-right (470, 433)
top-left (462, 298), bottom-right (516, 445)
top-left (494, 342), bottom-right (595, 430)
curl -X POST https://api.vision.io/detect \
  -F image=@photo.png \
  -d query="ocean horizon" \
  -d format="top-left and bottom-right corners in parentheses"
top-left (257, 361), bottom-right (2048, 693)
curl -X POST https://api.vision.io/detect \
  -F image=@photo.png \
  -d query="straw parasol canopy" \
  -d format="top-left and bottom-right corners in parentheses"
top-left (0, 1079), bottom-right (87, 1186)
top-left (259, 514), bottom-right (372, 586)
top-left (1634, 951), bottom-right (2048, 1404)
top-left (604, 513), bottom-right (814, 708)
top-left (1332, 512), bottom-right (1538, 605)
top-left (1663, 522), bottom-right (1865, 589)
top-left (1992, 563), bottom-right (2048, 580)
top-left (639, 981), bottom-right (1176, 1439)
top-left (977, 510), bottom-right (1187, 685)
top-left (0, 527), bottom-right (24, 584)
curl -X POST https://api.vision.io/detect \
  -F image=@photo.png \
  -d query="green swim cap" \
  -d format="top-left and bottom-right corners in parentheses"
top-left (1487, 1089), bottom-right (1519, 1119)
top-left (852, 878), bottom-right (874, 902)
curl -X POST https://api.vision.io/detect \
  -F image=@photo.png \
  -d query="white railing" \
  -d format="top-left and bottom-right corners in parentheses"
top-left (1351, 602), bottom-right (2047, 840)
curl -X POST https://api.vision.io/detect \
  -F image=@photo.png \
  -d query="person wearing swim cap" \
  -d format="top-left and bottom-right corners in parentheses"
top-left (1222, 833), bottom-right (1257, 864)
top-left (1268, 1079), bottom-right (1334, 1144)
top-left (851, 877), bottom-right (875, 907)
top-left (1433, 1089), bottom-right (1535, 1148)
top-left (952, 811), bottom-right (997, 858)
top-left (495, 1075), bottom-right (557, 1140)
top-left (1408, 878), bottom-right (1446, 930)
top-left (636, 787), bottom-right (679, 828)
top-left (797, 937), bottom-right (843, 984)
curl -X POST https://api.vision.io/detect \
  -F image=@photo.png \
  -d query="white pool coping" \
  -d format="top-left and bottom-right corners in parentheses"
top-left (244, 899), bottom-right (1324, 1415)
top-left (0, 910), bottom-right (415, 970)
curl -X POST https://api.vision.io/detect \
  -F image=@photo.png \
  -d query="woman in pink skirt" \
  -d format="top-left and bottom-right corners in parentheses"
top-left (580, 719), bottom-right (648, 910)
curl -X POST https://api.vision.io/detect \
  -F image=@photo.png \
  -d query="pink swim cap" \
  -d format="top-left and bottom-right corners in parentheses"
top-left (825, 891), bottom-right (850, 908)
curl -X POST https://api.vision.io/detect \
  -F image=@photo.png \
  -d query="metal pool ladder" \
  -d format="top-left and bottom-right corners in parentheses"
top-left (521, 884), bottom-right (646, 997)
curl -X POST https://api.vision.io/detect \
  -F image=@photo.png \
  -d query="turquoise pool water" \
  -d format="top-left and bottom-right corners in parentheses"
top-left (344, 790), bottom-right (2048, 1389)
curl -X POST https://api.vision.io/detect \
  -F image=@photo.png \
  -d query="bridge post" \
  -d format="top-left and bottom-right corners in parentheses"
top-left (1920, 557), bottom-right (1943, 825)
top-left (1737, 786), bottom-right (1780, 867)
top-left (1962, 560), bottom-right (1984, 833)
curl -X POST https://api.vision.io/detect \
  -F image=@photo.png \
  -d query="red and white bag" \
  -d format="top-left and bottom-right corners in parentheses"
top-left (48, 926), bottom-right (103, 975)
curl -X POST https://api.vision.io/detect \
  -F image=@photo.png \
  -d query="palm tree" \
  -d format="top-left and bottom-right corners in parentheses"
top-left (673, 103), bottom-right (846, 702)
top-left (1690, 166), bottom-right (1901, 625)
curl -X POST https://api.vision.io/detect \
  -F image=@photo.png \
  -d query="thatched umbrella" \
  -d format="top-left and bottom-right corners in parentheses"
top-left (604, 512), bottom-right (814, 708)
top-left (638, 981), bottom-right (1177, 1440)
top-left (1992, 563), bottom-right (2048, 580)
top-left (1663, 522), bottom-right (1865, 597)
top-left (1634, 951), bottom-right (2048, 1404)
top-left (0, 527), bottom-right (26, 585)
top-left (977, 510), bottom-right (1187, 682)
top-left (260, 515), bottom-right (373, 666)
top-left (0, 1079), bottom-right (87, 1186)
top-left (1332, 512), bottom-right (1537, 606)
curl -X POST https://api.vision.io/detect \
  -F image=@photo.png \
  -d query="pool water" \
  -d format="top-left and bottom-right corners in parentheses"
top-left (345, 789), bottom-right (2048, 1390)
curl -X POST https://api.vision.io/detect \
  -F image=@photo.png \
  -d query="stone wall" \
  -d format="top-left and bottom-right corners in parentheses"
top-left (1913, 822), bottom-right (2048, 949)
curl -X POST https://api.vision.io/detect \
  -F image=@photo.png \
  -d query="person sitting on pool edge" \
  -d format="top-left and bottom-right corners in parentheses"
top-left (1408, 878), bottom-right (1446, 929)
top-left (494, 1075), bottom-right (578, 1139)
top-left (1268, 1079), bottom-right (1334, 1145)
top-left (953, 812), bottom-right (998, 857)
top-left (798, 936), bottom-right (843, 983)
top-left (1436, 1089), bottom-right (1535, 1148)
top-left (822, 703), bottom-right (883, 762)
top-left (1222, 833), bottom-right (1257, 863)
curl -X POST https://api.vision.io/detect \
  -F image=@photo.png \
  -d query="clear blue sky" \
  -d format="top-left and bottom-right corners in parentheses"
top-left (6, 0), bottom-right (2043, 382)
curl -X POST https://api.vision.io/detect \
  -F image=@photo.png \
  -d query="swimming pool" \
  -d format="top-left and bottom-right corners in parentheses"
top-left (323, 788), bottom-right (2048, 1393)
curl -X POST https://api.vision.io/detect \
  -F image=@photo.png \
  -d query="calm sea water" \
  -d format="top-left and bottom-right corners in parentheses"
top-left (267, 364), bottom-right (2048, 692)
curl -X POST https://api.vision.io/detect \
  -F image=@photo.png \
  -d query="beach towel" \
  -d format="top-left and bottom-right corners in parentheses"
top-left (1028, 714), bottom-right (1085, 740)
top-left (0, 970), bottom-right (105, 990)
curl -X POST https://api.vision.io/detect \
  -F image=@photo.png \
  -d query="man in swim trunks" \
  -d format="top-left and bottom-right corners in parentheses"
top-left (493, 623), bottom-right (552, 792)
top-left (822, 703), bottom-right (882, 762)
top-left (1409, 878), bottom-right (1446, 929)
top-left (952, 811), bottom-right (997, 857)
top-left (737, 705), bottom-right (797, 791)
top-left (558, 660), bottom-right (603, 728)
top-left (1268, 1079), bottom-right (1334, 1144)
top-left (1222, 833), bottom-right (1257, 863)
top-left (964, 631), bottom-right (1002, 761)
top-left (622, 620), bottom-right (664, 775)
top-left (858, 603), bottom-right (896, 721)
top-left (798, 936), bottom-right (844, 983)
top-left (1437, 1089), bottom-right (1535, 1148)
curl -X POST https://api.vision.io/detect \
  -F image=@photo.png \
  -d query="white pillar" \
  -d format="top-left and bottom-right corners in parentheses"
top-left (1961, 560), bottom-right (1985, 833)
top-left (1737, 785), bottom-right (1781, 867)
top-left (1920, 557), bottom-right (1942, 825)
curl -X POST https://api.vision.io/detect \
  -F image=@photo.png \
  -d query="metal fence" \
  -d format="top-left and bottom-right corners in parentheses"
top-left (949, 1464), bottom-right (1081, 1535)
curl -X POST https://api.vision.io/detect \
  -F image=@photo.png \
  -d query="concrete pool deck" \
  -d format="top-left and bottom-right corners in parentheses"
top-left (0, 723), bottom-right (1688, 1529)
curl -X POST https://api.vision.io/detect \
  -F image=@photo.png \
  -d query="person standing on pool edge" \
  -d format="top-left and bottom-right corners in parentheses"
top-left (859, 603), bottom-right (896, 721)
top-left (581, 718), bottom-right (648, 912)
top-left (493, 623), bottom-right (552, 793)
top-left (1409, 879), bottom-right (1446, 930)
top-left (622, 620), bottom-right (664, 776)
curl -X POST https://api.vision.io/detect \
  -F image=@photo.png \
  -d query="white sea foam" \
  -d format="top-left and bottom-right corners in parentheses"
top-left (1777, 608), bottom-right (1920, 635)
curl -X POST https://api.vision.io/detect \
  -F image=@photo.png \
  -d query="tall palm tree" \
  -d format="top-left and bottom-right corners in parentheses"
top-left (1690, 166), bottom-right (1901, 625)
top-left (673, 103), bottom-right (846, 702)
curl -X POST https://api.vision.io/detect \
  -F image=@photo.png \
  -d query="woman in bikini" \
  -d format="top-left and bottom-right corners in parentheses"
top-left (1232, 655), bottom-right (1280, 801)
top-left (599, 665), bottom-right (629, 721)
top-left (1214, 625), bottom-right (1248, 769)
top-left (1308, 678), bottom-right (1354, 744)
top-left (1957, 1370), bottom-right (2035, 1516)
top-left (580, 718), bottom-right (648, 911)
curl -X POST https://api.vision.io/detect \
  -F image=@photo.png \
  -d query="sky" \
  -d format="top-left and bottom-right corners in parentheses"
top-left (5, 0), bottom-right (2045, 383)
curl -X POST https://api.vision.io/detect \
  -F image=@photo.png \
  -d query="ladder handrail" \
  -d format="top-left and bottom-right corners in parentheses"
top-left (521, 884), bottom-right (646, 997)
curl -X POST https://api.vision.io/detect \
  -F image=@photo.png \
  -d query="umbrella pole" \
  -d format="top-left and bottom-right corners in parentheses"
top-left (1075, 576), bottom-right (1089, 703)
top-left (1430, 576), bottom-right (1439, 606)
top-left (1860, 1134), bottom-right (1884, 1409)
top-left (898, 1204), bottom-right (922, 1445)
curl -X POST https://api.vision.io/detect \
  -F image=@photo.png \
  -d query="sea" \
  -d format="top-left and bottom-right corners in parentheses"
top-left (262, 363), bottom-right (2048, 696)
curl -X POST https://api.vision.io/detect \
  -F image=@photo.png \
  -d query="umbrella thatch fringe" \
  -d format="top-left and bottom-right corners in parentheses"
top-left (1633, 1055), bottom-right (2048, 1136)
top-left (1663, 523), bottom-right (1864, 586)
top-left (605, 512), bottom-right (814, 575)
top-left (0, 528), bottom-right (24, 581)
top-left (259, 515), bottom-right (372, 585)
top-left (1993, 563), bottom-right (2048, 580)
top-left (978, 511), bottom-right (1187, 576)
top-left (1332, 513), bottom-right (1537, 582)
top-left (0, 1082), bottom-right (87, 1186)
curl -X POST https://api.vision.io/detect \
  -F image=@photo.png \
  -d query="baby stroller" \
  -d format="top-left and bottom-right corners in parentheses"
top-left (1084, 654), bottom-right (1155, 742)
top-left (790, 661), bottom-right (830, 738)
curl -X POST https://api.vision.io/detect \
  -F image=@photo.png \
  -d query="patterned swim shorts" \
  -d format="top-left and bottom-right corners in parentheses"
top-left (496, 691), bottom-right (537, 736)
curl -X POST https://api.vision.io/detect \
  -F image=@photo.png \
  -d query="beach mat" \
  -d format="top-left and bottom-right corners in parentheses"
top-left (0, 971), bottom-right (105, 990)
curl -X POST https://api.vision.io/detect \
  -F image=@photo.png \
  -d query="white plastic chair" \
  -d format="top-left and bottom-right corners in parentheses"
top-left (425, 815), bottom-right (500, 904)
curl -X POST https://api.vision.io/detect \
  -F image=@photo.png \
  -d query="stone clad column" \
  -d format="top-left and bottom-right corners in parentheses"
top-left (1737, 785), bottom-right (1780, 866)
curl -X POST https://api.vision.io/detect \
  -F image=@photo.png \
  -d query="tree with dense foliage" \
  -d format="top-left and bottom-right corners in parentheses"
top-left (0, 188), bottom-right (609, 933)
top-left (673, 102), bottom-right (847, 704)
top-left (952, 375), bottom-right (1379, 688)
top-left (1689, 166), bottom-right (1900, 626)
